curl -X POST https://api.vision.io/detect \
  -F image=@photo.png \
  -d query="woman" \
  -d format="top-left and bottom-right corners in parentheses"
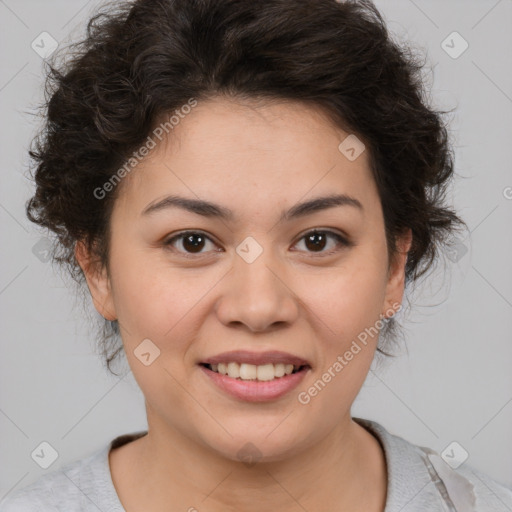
top-left (1, 0), bottom-right (511, 510)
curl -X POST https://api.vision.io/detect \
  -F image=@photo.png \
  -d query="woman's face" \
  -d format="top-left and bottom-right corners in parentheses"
top-left (80, 97), bottom-right (411, 462)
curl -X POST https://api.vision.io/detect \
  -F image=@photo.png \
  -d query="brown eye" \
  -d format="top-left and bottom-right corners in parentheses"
top-left (293, 230), bottom-right (351, 255)
top-left (164, 231), bottom-right (218, 255)
top-left (305, 232), bottom-right (328, 252)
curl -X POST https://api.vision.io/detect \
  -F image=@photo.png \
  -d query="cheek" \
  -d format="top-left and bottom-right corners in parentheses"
top-left (294, 266), bottom-right (386, 413)
top-left (107, 245), bottom-right (175, 338)
top-left (302, 259), bottom-right (388, 334)
top-left (108, 246), bottom-right (222, 355)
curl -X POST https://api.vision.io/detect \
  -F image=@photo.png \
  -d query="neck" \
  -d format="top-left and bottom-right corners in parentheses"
top-left (110, 413), bottom-right (387, 512)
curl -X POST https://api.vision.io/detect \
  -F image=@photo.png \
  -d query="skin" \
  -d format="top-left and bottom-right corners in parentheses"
top-left (76, 96), bottom-right (412, 512)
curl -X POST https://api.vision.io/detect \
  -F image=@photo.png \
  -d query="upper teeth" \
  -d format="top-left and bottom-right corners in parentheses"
top-left (210, 362), bottom-right (298, 381)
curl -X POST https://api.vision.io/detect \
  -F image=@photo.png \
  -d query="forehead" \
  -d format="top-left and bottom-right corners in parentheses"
top-left (114, 97), bottom-right (377, 220)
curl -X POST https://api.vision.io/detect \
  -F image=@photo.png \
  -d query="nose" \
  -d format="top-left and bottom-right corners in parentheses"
top-left (214, 248), bottom-right (299, 333)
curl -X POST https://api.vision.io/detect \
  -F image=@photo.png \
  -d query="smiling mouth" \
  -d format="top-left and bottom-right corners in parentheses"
top-left (200, 362), bottom-right (310, 381)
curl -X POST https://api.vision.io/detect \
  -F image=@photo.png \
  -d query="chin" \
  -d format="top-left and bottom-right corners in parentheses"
top-left (201, 427), bottom-right (309, 465)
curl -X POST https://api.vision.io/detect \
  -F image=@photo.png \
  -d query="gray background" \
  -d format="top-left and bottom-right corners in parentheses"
top-left (1, 0), bottom-right (511, 501)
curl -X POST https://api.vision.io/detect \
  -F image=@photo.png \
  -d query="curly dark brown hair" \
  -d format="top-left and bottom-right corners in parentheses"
top-left (26, 0), bottom-right (468, 374)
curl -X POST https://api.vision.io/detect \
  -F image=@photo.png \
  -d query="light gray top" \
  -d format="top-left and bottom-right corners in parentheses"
top-left (1, 417), bottom-right (511, 511)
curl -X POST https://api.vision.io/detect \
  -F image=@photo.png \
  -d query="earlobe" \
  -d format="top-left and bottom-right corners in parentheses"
top-left (74, 240), bottom-right (117, 321)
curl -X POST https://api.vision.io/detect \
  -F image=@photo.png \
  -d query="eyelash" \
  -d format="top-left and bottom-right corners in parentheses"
top-left (163, 229), bottom-right (352, 259)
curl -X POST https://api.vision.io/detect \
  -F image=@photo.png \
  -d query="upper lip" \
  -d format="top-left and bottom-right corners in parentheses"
top-left (201, 350), bottom-right (311, 368)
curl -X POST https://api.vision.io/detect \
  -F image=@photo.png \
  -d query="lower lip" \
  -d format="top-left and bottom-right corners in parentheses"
top-left (199, 365), bottom-right (310, 402)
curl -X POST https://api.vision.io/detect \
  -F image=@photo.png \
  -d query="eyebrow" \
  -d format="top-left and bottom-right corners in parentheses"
top-left (141, 193), bottom-right (363, 222)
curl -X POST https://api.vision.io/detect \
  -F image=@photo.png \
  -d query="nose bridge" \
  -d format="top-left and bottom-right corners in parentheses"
top-left (215, 236), bottom-right (298, 331)
top-left (236, 243), bottom-right (279, 294)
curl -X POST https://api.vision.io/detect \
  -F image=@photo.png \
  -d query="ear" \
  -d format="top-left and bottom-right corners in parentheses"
top-left (382, 228), bottom-right (413, 318)
top-left (74, 240), bottom-right (117, 321)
